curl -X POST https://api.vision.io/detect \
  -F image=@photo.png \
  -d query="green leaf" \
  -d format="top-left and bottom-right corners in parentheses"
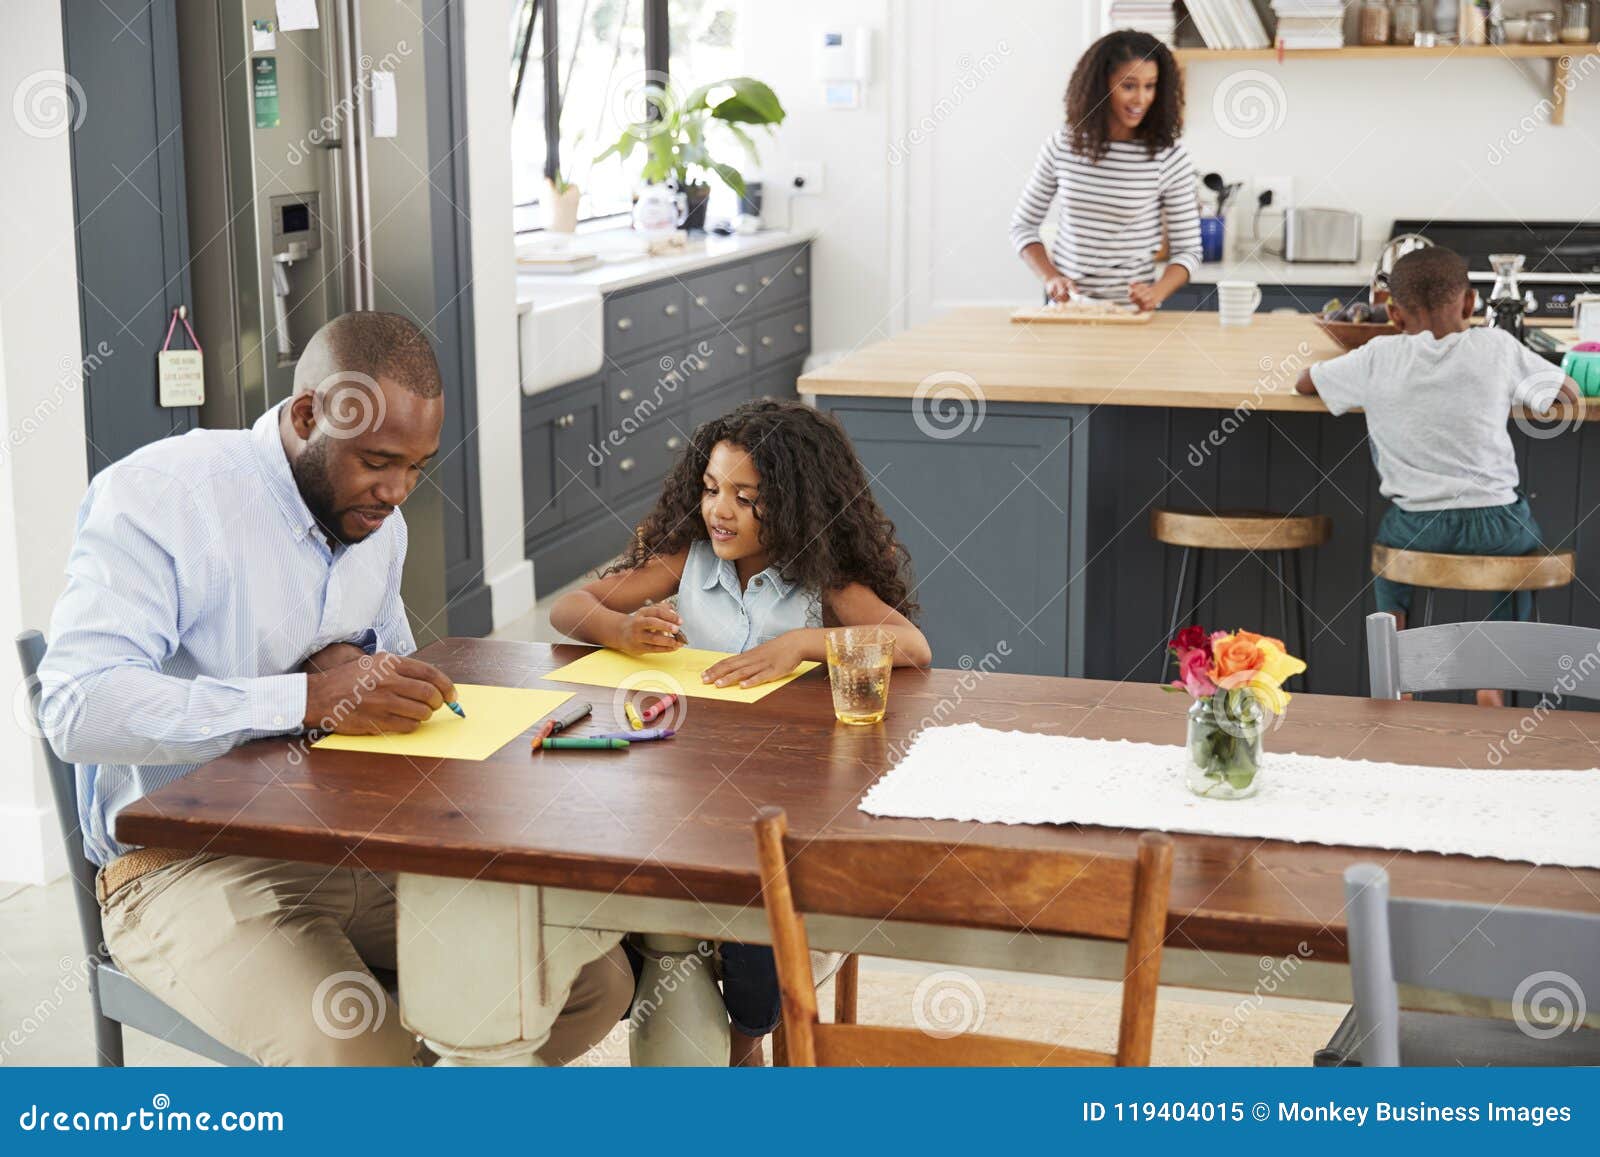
top-left (708, 161), bottom-right (746, 197)
top-left (711, 77), bottom-right (786, 125)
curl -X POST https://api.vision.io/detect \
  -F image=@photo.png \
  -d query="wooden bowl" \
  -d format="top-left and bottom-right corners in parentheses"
top-left (1315, 318), bottom-right (1399, 350)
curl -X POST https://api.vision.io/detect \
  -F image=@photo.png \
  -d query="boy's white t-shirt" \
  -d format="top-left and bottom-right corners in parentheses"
top-left (1308, 327), bottom-right (1565, 512)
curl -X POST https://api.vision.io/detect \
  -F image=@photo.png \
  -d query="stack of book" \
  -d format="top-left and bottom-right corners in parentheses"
top-left (1181, 0), bottom-right (1273, 48)
top-left (1107, 1), bottom-right (1180, 44)
top-left (1270, 0), bottom-right (1346, 49)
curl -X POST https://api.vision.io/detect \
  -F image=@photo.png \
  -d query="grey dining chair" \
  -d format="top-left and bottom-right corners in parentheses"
top-left (1366, 610), bottom-right (1600, 701)
top-left (1317, 863), bottom-right (1600, 1066)
top-left (15, 629), bottom-right (255, 1067)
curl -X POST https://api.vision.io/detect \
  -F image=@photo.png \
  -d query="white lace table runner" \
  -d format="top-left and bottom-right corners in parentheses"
top-left (858, 723), bottom-right (1600, 868)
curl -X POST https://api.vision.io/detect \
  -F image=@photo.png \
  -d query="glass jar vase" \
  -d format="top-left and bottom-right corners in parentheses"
top-left (1185, 693), bottom-right (1264, 800)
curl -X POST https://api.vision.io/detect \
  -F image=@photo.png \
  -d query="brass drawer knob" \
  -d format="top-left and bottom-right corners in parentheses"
top-left (619, 457), bottom-right (636, 472)
top-left (735, 344), bottom-right (748, 356)
top-left (734, 282), bottom-right (748, 295)
top-left (760, 275), bottom-right (772, 286)
top-left (694, 295), bottom-right (708, 307)
top-left (666, 436), bottom-right (684, 450)
top-left (760, 335), bottom-right (774, 347)
top-left (794, 265), bottom-right (806, 276)
top-left (664, 303), bottom-right (680, 316)
top-left (616, 317), bottom-right (633, 331)
top-left (618, 388), bottom-right (635, 402)
top-left (793, 323), bottom-right (806, 335)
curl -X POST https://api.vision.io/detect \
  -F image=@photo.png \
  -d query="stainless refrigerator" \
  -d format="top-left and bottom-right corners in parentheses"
top-left (176, 0), bottom-right (448, 645)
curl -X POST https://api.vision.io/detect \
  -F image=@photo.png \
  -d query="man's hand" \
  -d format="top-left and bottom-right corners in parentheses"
top-left (303, 652), bottom-right (456, 735)
top-left (300, 641), bottom-right (368, 675)
top-left (701, 634), bottom-right (807, 689)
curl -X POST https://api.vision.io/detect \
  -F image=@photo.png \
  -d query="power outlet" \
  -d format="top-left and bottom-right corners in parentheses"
top-left (786, 161), bottom-right (825, 196)
top-left (1255, 175), bottom-right (1294, 212)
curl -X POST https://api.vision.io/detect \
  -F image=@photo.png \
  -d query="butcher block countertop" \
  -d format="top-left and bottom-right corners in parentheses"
top-left (799, 306), bottom-right (1589, 419)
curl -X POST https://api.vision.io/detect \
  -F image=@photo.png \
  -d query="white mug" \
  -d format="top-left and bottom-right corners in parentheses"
top-left (1575, 293), bottom-right (1600, 344)
top-left (1217, 279), bottom-right (1263, 327)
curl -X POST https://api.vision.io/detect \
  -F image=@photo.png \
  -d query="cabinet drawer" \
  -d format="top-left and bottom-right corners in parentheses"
top-left (605, 282), bottom-right (688, 358)
top-left (690, 378), bottom-right (756, 429)
top-left (605, 406), bottom-right (691, 498)
top-left (751, 245), bottom-right (810, 308)
top-left (751, 357), bottom-right (803, 403)
top-left (754, 303), bottom-right (810, 367)
top-left (686, 326), bottom-right (753, 396)
top-left (684, 262), bottom-right (754, 330)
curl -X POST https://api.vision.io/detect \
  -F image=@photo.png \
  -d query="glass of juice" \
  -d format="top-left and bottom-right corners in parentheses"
top-left (825, 627), bottom-right (895, 725)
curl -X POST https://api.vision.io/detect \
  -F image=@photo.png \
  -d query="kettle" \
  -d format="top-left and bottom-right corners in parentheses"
top-left (632, 183), bottom-right (687, 241)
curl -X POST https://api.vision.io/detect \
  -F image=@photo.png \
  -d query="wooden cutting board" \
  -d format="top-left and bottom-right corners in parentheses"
top-left (1011, 303), bottom-right (1154, 325)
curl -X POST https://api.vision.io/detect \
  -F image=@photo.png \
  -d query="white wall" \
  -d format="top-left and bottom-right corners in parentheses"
top-left (0, 0), bottom-right (90, 884)
top-left (463, 0), bottom-right (536, 629)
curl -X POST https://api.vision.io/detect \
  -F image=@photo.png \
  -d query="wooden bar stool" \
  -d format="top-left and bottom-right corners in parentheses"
top-left (1151, 509), bottom-right (1332, 676)
top-left (1369, 545), bottom-right (1576, 626)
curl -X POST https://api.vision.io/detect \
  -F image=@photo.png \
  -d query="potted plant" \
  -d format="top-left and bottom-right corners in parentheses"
top-left (596, 77), bottom-right (785, 233)
top-left (540, 168), bottom-right (582, 234)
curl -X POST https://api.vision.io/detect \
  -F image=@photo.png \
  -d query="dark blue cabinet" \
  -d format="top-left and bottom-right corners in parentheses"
top-left (815, 398), bottom-right (1088, 677)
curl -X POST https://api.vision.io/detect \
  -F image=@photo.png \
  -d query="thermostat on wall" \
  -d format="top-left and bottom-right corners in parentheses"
top-left (816, 27), bottom-right (871, 108)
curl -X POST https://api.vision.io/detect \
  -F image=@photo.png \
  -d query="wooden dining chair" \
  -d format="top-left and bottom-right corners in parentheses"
top-left (753, 808), bottom-right (1173, 1067)
top-left (1365, 611), bottom-right (1600, 701)
top-left (1318, 862), bottom-right (1600, 1066)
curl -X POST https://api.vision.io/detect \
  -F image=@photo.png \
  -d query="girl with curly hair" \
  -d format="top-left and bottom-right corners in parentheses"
top-left (549, 398), bottom-right (931, 1064)
top-left (1009, 29), bottom-right (1201, 312)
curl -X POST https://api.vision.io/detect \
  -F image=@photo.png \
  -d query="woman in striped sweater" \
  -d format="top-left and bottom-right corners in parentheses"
top-left (1010, 30), bottom-right (1201, 311)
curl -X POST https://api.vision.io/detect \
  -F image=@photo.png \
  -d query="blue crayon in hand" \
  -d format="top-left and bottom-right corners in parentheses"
top-left (446, 701), bottom-right (466, 719)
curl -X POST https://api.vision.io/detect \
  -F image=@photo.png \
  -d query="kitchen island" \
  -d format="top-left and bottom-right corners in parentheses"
top-left (801, 309), bottom-right (1596, 696)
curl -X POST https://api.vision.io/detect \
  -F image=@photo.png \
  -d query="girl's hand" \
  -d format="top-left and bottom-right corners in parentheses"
top-left (1128, 281), bottom-right (1163, 312)
top-left (702, 635), bottom-right (807, 689)
top-left (616, 604), bottom-right (686, 655)
top-left (1043, 274), bottom-right (1077, 303)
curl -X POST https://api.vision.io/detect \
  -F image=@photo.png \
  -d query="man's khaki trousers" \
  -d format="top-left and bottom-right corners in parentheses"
top-left (99, 852), bottom-right (634, 1065)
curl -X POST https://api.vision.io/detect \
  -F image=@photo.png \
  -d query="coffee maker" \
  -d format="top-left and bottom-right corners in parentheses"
top-left (1486, 252), bottom-right (1534, 341)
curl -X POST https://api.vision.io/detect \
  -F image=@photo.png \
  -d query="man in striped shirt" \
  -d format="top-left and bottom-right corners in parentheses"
top-left (1010, 30), bottom-right (1201, 309)
top-left (38, 311), bottom-right (633, 1065)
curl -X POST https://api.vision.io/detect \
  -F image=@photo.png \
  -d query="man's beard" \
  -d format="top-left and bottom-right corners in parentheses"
top-left (292, 435), bottom-right (359, 545)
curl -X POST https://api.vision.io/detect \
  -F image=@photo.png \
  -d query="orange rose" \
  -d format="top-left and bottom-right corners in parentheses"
top-left (1233, 629), bottom-right (1285, 650)
top-left (1211, 634), bottom-right (1265, 688)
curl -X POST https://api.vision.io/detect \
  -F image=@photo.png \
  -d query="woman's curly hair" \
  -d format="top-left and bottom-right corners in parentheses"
top-left (1065, 30), bottom-right (1183, 162)
top-left (607, 399), bottom-right (920, 620)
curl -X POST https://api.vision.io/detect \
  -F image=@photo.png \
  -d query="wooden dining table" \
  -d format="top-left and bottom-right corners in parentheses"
top-left (115, 638), bottom-right (1600, 1065)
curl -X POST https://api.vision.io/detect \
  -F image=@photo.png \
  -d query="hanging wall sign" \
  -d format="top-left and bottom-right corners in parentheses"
top-left (157, 307), bottom-right (204, 408)
top-left (253, 55), bottom-right (279, 129)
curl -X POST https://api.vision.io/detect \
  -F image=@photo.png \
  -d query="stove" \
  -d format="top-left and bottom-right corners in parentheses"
top-left (1389, 219), bottom-right (1600, 323)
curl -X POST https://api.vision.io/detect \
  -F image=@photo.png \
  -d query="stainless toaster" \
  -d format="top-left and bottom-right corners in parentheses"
top-left (1282, 208), bottom-right (1363, 263)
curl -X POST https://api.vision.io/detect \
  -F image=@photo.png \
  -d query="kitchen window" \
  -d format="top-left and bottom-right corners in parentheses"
top-left (511, 0), bottom-right (743, 233)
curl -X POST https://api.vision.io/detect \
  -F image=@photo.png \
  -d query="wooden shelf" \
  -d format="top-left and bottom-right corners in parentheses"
top-left (1173, 43), bottom-right (1599, 124)
top-left (1172, 43), bottom-right (1592, 61)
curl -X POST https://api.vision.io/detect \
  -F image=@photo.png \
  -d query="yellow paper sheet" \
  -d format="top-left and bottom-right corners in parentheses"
top-left (312, 684), bottom-right (573, 761)
top-left (545, 647), bottom-right (819, 703)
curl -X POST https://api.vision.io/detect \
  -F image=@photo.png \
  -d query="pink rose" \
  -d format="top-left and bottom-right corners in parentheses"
top-left (1174, 646), bottom-right (1218, 697)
